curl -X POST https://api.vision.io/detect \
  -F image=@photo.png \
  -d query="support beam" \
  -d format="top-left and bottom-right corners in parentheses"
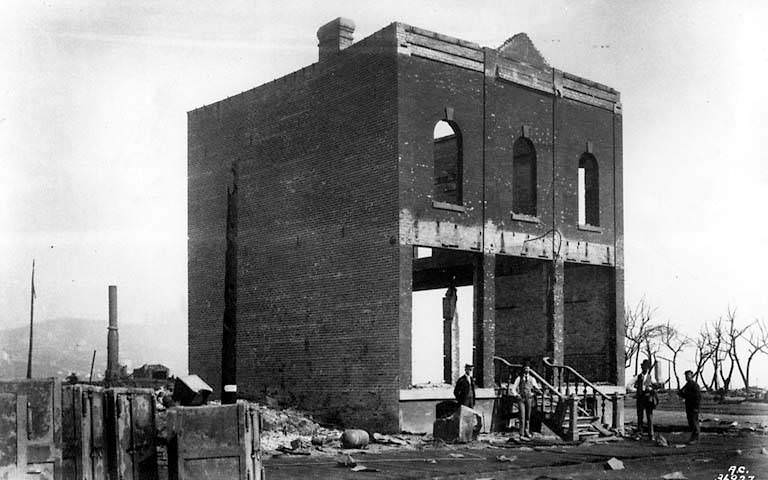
top-left (442, 286), bottom-right (458, 384)
top-left (613, 112), bottom-right (625, 386)
top-left (546, 260), bottom-right (565, 366)
top-left (613, 266), bottom-right (625, 386)
top-left (399, 245), bottom-right (413, 388)
top-left (473, 254), bottom-right (495, 388)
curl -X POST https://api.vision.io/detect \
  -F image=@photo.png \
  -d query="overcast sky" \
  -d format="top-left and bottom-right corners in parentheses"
top-left (2, 1), bottom-right (766, 383)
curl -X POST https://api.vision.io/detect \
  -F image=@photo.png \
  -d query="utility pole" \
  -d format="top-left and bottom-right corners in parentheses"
top-left (26, 259), bottom-right (36, 379)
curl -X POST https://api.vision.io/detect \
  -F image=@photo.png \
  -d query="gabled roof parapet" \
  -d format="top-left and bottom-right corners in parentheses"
top-left (497, 33), bottom-right (549, 69)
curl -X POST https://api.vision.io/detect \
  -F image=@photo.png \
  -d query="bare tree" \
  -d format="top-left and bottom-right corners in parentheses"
top-left (659, 321), bottom-right (690, 389)
top-left (693, 326), bottom-right (715, 390)
top-left (720, 308), bottom-right (748, 392)
top-left (704, 318), bottom-right (726, 392)
top-left (624, 297), bottom-right (664, 374)
top-left (734, 319), bottom-right (768, 393)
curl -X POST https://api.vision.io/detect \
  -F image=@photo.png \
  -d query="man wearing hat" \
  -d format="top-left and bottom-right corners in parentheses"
top-left (634, 358), bottom-right (658, 438)
top-left (454, 364), bottom-right (476, 408)
top-left (511, 361), bottom-right (541, 439)
top-left (677, 369), bottom-right (701, 443)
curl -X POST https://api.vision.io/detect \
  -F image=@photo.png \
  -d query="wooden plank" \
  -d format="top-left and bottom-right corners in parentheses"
top-left (409, 44), bottom-right (484, 72)
top-left (405, 32), bottom-right (484, 62)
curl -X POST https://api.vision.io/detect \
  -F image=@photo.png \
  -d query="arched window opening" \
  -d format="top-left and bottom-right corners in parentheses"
top-left (512, 137), bottom-right (537, 216)
top-left (433, 120), bottom-right (462, 205)
top-left (578, 153), bottom-right (599, 226)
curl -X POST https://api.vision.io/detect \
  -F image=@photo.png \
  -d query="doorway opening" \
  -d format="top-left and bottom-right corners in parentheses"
top-left (410, 247), bottom-right (476, 386)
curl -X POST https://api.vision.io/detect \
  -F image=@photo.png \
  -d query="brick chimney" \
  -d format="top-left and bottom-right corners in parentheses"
top-left (317, 17), bottom-right (355, 62)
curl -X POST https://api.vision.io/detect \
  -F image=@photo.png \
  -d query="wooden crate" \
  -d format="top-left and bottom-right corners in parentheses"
top-left (167, 401), bottom-right (262, 480)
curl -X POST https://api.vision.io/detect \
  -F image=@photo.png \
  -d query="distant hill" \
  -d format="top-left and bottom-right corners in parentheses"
top-left (0, 317), bottom-right (187, 380)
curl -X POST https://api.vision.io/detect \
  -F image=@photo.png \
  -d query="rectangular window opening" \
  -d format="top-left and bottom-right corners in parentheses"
top-left (578, 167), bottom-right (586, 226)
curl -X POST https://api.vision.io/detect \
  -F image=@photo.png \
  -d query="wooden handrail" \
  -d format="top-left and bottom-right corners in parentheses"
top-left (493, 356), bottom-right (564, 400)
top-left (542, 357), bottom-right (613, 401)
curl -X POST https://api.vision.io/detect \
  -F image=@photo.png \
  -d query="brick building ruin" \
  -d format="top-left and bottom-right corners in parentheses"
top-left (188, 18), bottom-right (625, 432)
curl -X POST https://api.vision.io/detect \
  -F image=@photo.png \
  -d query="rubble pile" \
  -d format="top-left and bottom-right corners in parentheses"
top-left (251, 403), bottom-right (341, 453)
top-left (248, 402), bottom-right (434, 456)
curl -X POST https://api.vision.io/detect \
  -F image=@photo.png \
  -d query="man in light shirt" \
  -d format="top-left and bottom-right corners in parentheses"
top-left (634, 359), bottom-right (659, 438)
top-left (511, 362), bottom-right (541, 439)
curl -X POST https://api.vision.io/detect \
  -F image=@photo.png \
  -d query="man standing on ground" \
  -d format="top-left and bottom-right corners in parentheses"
top-left (454, 364), bottom-right (476, 408)
top-left (635, 359), bottom-right (658, 438)
top-left (511, 362), bottom-right (541, 439)
top-left (678, 369), bottom-right (701, 443)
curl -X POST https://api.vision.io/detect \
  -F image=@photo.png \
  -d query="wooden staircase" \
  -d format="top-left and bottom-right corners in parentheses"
top-left (493, 356), bottom-right (623, 441)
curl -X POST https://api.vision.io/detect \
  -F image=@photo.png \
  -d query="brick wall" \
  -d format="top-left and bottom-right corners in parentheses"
top-left (485, 70), bottom-right (554, 236)
top-left (554, 98), bottom-right (616, 242)
top-left (188, 25), bottom-right (402, 431)
top-left (563, 263), bottom-right (615, 382)
top-left (397, 54), bottom-right (484, 228)
top-left (493, 260), bottom-right (548, 366)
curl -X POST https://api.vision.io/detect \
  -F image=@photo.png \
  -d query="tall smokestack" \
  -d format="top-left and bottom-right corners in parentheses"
top-left (107, 285), bottom-right (119, 381)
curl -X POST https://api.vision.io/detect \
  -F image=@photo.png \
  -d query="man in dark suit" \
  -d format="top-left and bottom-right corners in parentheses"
top-left (678, 369), bottom-right (701, 443)
top-left (454, 364), bottom-right (476, 408)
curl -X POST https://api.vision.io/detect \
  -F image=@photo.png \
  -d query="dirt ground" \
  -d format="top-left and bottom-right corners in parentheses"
top-left (262, 403), bottom-right (768, 479)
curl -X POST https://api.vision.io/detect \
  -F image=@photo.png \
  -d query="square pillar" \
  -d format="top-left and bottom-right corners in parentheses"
top-left (473, 254), bottom-right (495, 388)
top-left (399, 245), bottom-right (413, 389)
top-left (613, 266), bottom-right (625, 386)
top-left (613, 112), bottom-right (625, 387)
top-left (546, 259), bottom-right (565, 366)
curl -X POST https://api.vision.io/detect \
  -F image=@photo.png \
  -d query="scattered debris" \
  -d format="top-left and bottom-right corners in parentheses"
top-left (337, 454), bottom-right (357, 467)
top-left (661, 472), bottom-right (687, 479)
top-left (257, 405), bottom-right (323, 435)
top-left (605, 457), bottom-right (624, 470)
top-left (655, 434), bottom-right (669, 447)
top-left (372, 433), bottom-right (407, 446)
top-left (350, 465), bottom-right (379, 472)
top-left (291, 438), bottom-right (311, 451)
top-left (586, 435), bottom-right (620, 443)
top-left (591, 421), bottom-right (613, 436)
top-left (496, 455), bottom-right (517, 462)
top-left (276, 445), bottom-right (310, 456)
top-left (341, 430), bottom-right (370, 449)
